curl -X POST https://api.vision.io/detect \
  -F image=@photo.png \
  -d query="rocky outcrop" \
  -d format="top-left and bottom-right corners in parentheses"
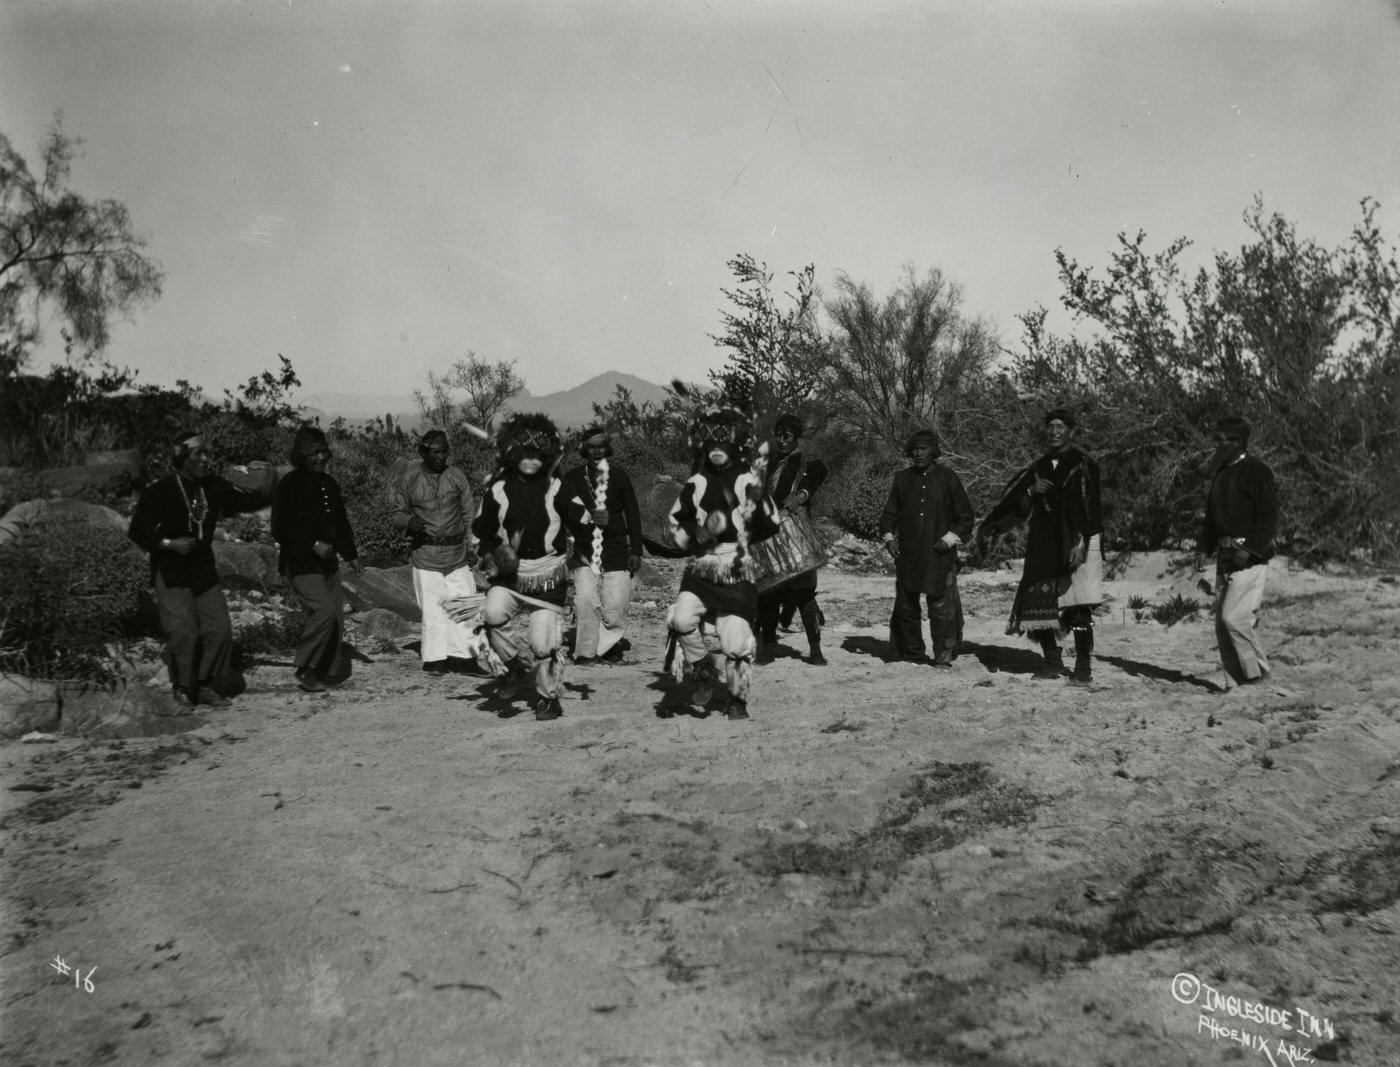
top-left (0, 676), bottom-right (61, 739)
top-left (213, 541), bottom-right (281, 586)
top-left (0, 498), bottom-right (129, 546)
top-left (341, 566), bottom-right (421, 622)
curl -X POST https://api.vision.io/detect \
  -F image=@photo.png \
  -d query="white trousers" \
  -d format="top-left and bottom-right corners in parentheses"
top-left (413, 565), bottom-right (478, 663)
top-left (570, 566), bottom-right (632, 658)
top-left (1214, 562), bottom-right (1270, 684)
top-left (666, 591), bottom-right (757, 699)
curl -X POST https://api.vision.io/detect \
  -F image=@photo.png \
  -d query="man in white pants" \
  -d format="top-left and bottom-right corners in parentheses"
top-left (561, 426), bottom-right (644, 665)
top-left (392, 430), bottom-right (478, 676)
top-left (1197, 415), bottom-right (1277, 691)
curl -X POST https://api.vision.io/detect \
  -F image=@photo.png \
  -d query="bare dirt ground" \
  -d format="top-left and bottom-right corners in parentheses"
top-left (3, 553), bottom-right (1400, 1067)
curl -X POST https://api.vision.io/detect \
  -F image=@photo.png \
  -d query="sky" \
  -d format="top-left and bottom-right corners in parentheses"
top-left (3, 0), bottom-right (1400, 402)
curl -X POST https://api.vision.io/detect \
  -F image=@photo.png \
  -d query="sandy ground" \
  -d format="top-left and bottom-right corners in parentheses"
top-left (3, 553), bottom-right (1399, 1067)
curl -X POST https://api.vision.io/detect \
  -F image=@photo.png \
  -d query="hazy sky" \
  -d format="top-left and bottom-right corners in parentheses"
top-left (3, 0), bottom-right (1399, 399)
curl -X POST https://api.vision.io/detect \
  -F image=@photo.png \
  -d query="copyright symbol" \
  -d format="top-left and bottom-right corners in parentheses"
top-left (1171, 972), bottom-right (1201, 1005)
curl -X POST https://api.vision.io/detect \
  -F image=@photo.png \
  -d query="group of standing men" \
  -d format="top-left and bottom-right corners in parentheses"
top-left (127, 406), bottom-right (1277, 716)
top-left (871, 408), bottom-right (1276, 692)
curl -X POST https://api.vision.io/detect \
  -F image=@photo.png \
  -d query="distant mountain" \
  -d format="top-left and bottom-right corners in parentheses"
top-left (508, 371), bottom-right (671, 430)
top-left (301, 371), bottom-right (671, 432)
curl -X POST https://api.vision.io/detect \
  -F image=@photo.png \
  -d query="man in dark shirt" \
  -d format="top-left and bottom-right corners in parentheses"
top-left (1197, 415), bottom-right (1278, 690)
top-left (878, 428), bottom-right (975, 668)
top-left (561, 425), bottom-right (643, 665)
top-left (756, 413), bottom-right (830, 665)
top-left (271, 426), bottom-right (362, 693)
top-left (128, 432), bottom-right (269, 709)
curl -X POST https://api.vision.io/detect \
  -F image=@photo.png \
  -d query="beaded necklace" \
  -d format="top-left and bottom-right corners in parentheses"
top-left (590, 459), bottom-right (609, 575)
top-left (176, 474), bottom-right (209, 540)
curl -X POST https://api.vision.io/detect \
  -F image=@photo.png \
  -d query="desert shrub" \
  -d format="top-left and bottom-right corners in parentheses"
top-left (0, 517), bottom-right (151, 679)
top-left (325, 428), bottom-right (412, 568)
top-left (233, 606), bottom-right (305, 658)
top-left (822, 451), bottom-right (904, 540)
top-left (1152, 594), bottom-right (1202, 626)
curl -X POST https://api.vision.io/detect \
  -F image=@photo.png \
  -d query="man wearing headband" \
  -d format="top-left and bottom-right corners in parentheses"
top-left (128, 432), bottom-right (271, 710)
top-left (1197, 415), bottom-right (1277, 691)
top-left (663, 406), bottom-right (780, 720)
top-left (271, 425), bottom-right (363, 693)
top-left (472, 412), bottom-right (571, 720)
top-left (879, 428), bottom-right (975, 668)
top-left (392, 429), bottom-right (479, 676)
top-left (756, 412), bottom-right (830, 665)
top-left (561, 425), bottom-right (643, 665)
top-left (979, 409), bottom-right (1104, 682)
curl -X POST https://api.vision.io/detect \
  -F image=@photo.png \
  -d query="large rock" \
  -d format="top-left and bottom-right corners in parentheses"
top-left (213, 541), bottom-right (281, 586)
top-left (0, 676), bottom-right (61, 739)
top-left (37, 462), bottom-right (140, 498)
top-left (0, 498), bottom-right (128, 546)
top-left (341, 565), bottom-right (421, 622)
top-left (221, 461), bottom-right (285, 502)
top-left (85, 449), bottom-right (146, 480)
top-left (355, 607), bottom-right (415, 641)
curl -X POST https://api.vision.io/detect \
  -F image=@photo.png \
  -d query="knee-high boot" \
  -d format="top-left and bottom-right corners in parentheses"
top-left (1033, 630), bottom-right (1065, 679)
top-left (799, 600), bottom-right (826, 665)
top-left (1071, 625), bottom-right (1093, 683)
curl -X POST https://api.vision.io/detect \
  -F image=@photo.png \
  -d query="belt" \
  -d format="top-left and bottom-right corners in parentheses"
top-left (416, 532), bottom-right (466, 547)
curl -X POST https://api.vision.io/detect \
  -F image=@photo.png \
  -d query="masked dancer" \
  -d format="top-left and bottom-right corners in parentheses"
top-left (663, 405), bottom-right (780, 720)
top-left (471, 413), bottom-right (570, 720)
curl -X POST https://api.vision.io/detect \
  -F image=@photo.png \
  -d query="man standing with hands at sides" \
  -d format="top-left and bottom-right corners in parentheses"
top-left (978, 409), bottom-right (1104, 683)
top-left (129, 431), bottom-right (272, 709)
top-left (392, 430), bottom-right (478, 677)
top-left (271, 426), bottom-right (362, 694)
top-left (879, 428), bottom-right (976, 669)
top-left (756, 413), bottom-right (830, 665)
top-left (1197, 414), bottom-right (1277, 691)
top-left (561, 425), bottom-right (644, 665)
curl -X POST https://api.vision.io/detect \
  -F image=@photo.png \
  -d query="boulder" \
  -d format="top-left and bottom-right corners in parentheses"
top-left (355, 607), bottom-right (414, 641)
top-left (37, 462), bottom-right (140, 498)
top-left (58, 680), bottom-right (195, 739)
top-left (0, 676), bottom-right (61, 739)
top-left (213, 541), bottom-right (281, 586)
top-left (222, 461), bottom-right (282, 502)
top-left (84, 449), bottom-right (146, 480)
top-left (341, 565), bottom-right (421, 622)
top-left (0, 498), bottom-right (129, 547)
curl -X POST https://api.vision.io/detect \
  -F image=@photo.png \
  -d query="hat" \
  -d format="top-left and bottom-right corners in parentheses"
top-left (1044, 408), bottom-right (1077, 428)
top-left (904, 428), bottom-right (941, 458)
top-left (688, 405), bottom-right (754, 471)
top-left (497, 412), bottom-right (562, 468)
top-left (1214, 415), bottom-right (1250, 447)
top-left (290, 425), bottom-right (330, 466)
top-left (577, 424), bottom-right (613, 458)
top-left (172, 432), bottom-right (204, 468)
top-left (774, 413), bottom-right (803, 438)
